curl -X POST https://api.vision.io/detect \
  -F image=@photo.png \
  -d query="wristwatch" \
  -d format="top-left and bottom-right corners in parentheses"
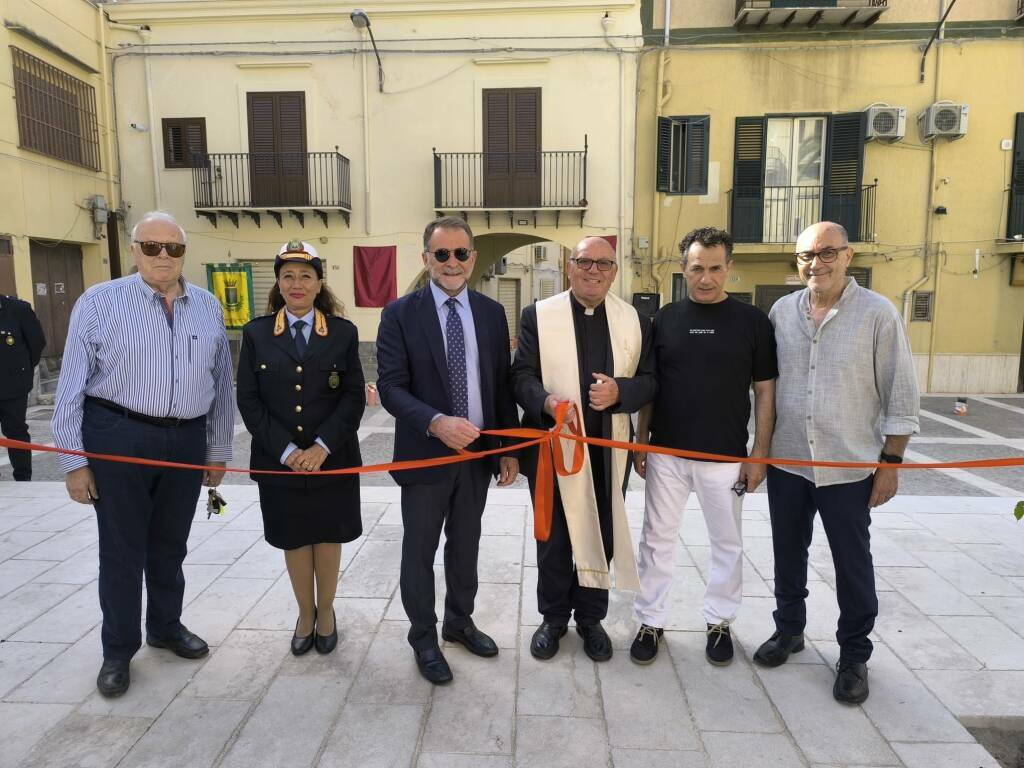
top-left (879, 452), bottom-right (904, 464)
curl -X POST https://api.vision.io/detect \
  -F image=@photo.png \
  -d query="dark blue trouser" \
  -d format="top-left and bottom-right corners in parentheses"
top-left (0, 394), bottom-right (31, 480)
top-left (83, 401), bottom-right (205, 661)
top-left (766, 465), bottom-right (877, 663)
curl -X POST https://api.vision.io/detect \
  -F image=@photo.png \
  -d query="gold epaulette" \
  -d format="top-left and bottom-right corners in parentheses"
top-left (314, 308), bottom-right (328, 336)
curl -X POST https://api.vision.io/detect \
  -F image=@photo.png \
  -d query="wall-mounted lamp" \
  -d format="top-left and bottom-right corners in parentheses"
top-left (934, 206), bottom-right (948, 215)
top-left (350, 9), bottom-right (384, 93)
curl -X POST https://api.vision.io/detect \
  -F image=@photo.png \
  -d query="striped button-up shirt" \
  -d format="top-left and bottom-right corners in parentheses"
top-left (52, 273), bottom-right (235, 473)
top-left (769, 277), bottom-right (919, 487)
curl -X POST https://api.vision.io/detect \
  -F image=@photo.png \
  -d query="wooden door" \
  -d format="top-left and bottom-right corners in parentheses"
top-left (247, 92), bottom-right (308, 207)
top-left (0, 237), bottom-right (14, 297)
top-left (30, 241), bottom-right (83, 359)
top-left (483, 88), bottom-right (541, 208)
top-left (754, 284), bottom-right (802, 315)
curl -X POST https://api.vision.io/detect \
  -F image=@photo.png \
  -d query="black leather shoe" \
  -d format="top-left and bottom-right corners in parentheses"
top-left (442, 622), bottom-right (498, 658)
top-left (706, 622), bottom-right (734, 666)
top-left (833, 659), bottom-right (869, 704)
top-left (315, 609), bottom-right (338, 655)
top-left (530, 622), bottom-right (568, 660)
top-left (752, 630), bottom-right (804, 668)
top-left (576, 622), bottom-right (612, 662)
top-left (415, 646), bottom-right (453, 685)
top-left (291, 610), bottom-right (316, 656)
top-left (146, 625), bottom-right (209, 659)
top-left (96, 659), bottom-right (130, 697)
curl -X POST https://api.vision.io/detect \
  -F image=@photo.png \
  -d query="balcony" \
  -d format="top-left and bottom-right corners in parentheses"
top-left (728, 184), bottom-right (877, 244)
top-left (734, 1), bottom-right (889, 30)
top-left (1017, 0), bottom-right (1023, 22)
top-left (191, 151), bottom-right (351, 228)
top-left (432, 138), bottom-right (588, 228)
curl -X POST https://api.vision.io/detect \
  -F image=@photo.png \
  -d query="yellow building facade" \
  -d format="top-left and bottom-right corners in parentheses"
top-left (0, 0), bottom-right (121, 379)
top-left (103, 0), bottom-right (642, 349)
top-left (633, 0), bottom-right (1024, 393)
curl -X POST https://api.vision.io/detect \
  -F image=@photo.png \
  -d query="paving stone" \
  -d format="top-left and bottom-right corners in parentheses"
top-left (669, 631), bottom-right (783, 734)
top-left (880, 528), bottom-right (959, 552)
top-left (931, 616), bottom-right (1024, 670)
top-left (221, 502), bottom-right (265, 531)
top-left (956, 544), bottom-right (1024, 577)
top-left (422, 652), bottom-right (515, 754)
top-left (891, 741), bottom-right (1001, 768)
top-left (19, 712), bottom-right (152, 768)
top-left (866, 533), bottom-right (925, 567)
top-left (118, 696), bottom-right (250, 768)
top-left (321, 703), bottom-right (423, 768)
top-left (181, 576), bottom-right (275, 645)
top-left (220, 674), bottom-right (348, 768)
top-left (0, 514), bottom-right (35, 534)
top-left (520, 566), bottom-right (542, 626)
top-left (0, 529), bottom-right (57, 560)
top-left (0, 640), bottom-right (67, 698)
top-left (816, 641), bottom-right (973, 743)
top-left (516, 715), bottom-right (609, 768)
top-left (15, 503), bottom-right (90, 532)
top-left (917, 669), bottom-right (1024, 719)
top-left (481, 503), bottom-right (527, 536)
top-left (237, 571), bottom-right (299, 631)
top-left (0, 702), bottom-right (75, 768)
top-left (973, 595), bottom-right (1024, 635)
top-left (0, 581), bottom-right (78, 639)
top-left (913, 551), bottom-right (1020, 596)
top-left (13, 520), bottom-right (96, 561)
top-left (702, 732), bottom-right (806, 768)
top-left (184, 529), bottom-right (263, 565)
top-left (755, 664), bottom-right (898, 765)
top-left (79, 646), bottom-right (208, 718)
top-left (5, 626), bottom-right (103, 704)
top-left (347, 620), bottom-right (434, 705)
top-left (181, 563), bottom-right (230, 607)
top-left (600, 649), bottom-right (700, 751)
top-left (516, 631), bottom-right (602, 718)
top-left (460, 581), bottom-right (520, 649)
top-left (734, 597), bottom-right (825, 666)
top-left (0, 557), bottom-right (58, 598)
top-left (11, 581), bottom-right (100, 643)
top-left (221, 539), bottom-right (285, 580)
top-left (182, 629), bottom-right (289, 700)
top-left (31, 544), bottom-right (98, 584)
top-left (418, 754), bottom-right (511, 768)
top-left (877, 567), bottom-right (986, 616)
top-left (872, 591), bottom-right (981, 671)
top-left (337, 539), bottom-right (401, 598)
top-left (476, 534), bottom-right (524, 584)
top-left (611, 749), bottom-right (709, 768)
top-left (908, 513), bottom-right (1007, 545)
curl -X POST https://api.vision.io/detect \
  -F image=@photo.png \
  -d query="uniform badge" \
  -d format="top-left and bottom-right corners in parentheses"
top-left (5, 335), bottom-right (13, 346)
top-left (328, 371), bottom-right (340, 389)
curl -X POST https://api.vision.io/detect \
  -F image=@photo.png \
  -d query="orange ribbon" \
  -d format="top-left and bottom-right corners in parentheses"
top-left (4, 407), bottom-right (1023, 543)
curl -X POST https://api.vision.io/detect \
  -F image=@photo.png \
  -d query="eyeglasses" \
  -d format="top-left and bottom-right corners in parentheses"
top-left (572, 257), bottom-right (616, 272)
top-left (795, 246), bottom-right (846, 265)
top-left (426, 248), bottom-right (473, 263)
top-left (135, 240), bottom-right (186, 258)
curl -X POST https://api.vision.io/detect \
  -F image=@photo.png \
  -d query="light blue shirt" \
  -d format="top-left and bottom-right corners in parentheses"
top-left (281, 308), bottom-right (330, 464)
top-left (429, 281), bottom-right (483, 428)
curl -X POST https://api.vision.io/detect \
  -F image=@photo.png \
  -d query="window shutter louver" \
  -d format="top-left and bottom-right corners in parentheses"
top-left (823, 112), bottom-right (866, 240)
top-left (684, 117), bottom-right (709, 194)
top-left (656, 116), bottom-right (672, 192)
top-left (1008, 113), bottom-right (1024, 239)
top-left (731, 117), bottom-right (766, 242)
top-left (911, 291), bottom-right (933, 322)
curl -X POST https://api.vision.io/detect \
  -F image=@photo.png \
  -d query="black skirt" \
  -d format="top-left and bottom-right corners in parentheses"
top-left (258, 477), bottom-right (362, 550)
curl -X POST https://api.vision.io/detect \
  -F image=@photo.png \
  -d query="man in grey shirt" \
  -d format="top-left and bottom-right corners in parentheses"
top-left (752, 221), bottom-right (919, 705)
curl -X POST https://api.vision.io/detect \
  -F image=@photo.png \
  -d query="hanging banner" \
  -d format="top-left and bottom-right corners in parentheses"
top-left (206, 263), bottom-right (255, 330)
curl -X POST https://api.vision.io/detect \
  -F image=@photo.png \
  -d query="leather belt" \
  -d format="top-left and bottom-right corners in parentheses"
top-left (86, 396), bottom-right (205, 429)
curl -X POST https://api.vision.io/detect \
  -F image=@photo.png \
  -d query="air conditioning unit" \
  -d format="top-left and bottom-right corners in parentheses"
top-left (533, 244), bottom-right (546, 262)
top-left (865, 106), bottom-right (906, 142)
top-left (917, 102), bottom-right (968, 141)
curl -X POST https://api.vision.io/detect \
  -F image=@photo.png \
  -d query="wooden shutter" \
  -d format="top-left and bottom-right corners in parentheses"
top-left (731, 117), bottom-right (766, 242)
top-left (162, 117), bottom-right (206, 168)
top-left (0, 237), bottom-right (14, 297)
top-left (847, 266), bottom-right (872, 289)
top-left (247, 92), bottom-right (307, 206)
top-left (483, 88), bottom-right (541, 207)
top-left (823, 112), bottom-right (866, 240)
top-left (911, 291), bottom-right (933, 322)
top-left (656, 116), bottom-right (673, 192)
top-left (1008, 113), bottom-right (1024, 239)
top-left (684, 117), bottom-right (710, 194)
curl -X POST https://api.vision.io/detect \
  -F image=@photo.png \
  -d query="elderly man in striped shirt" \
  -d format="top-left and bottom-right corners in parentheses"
top-left (53, 211), bottom-right (235, 698)
top-left (752, 221), bottom-right (919, 706)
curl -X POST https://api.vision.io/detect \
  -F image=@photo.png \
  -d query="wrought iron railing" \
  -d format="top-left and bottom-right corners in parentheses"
top-left (433, 139), bottom-right (588, 209)
top-left (735, 0), bottom-right (888, 13)
top-left (192, 151), bottom-right (351, 209)
top-left (728, 184), bottom-right (877, 243)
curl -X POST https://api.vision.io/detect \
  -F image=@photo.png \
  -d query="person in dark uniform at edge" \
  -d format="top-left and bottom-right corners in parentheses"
top-left (237, 241), bottom-right (365, 657)
top-left (512, 236), bottom-right (657, 663)
top-left (0, 293), bottom-right (46, 480)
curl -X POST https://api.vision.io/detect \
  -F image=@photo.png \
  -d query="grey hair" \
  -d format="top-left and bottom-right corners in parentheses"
top-left (131, 211), bottom-right (187, 244)
top-left (798, 221), bottom-right (849, 249)
top-left (422, 216), bottom-right (473, 250)
top-left (571, 236), bottom-right (616, 260)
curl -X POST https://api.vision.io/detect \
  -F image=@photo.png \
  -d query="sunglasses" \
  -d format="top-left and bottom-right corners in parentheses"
top-left (572, 257), bottom-right (616, 272)
top-left (426, 248), bottom-right (473, 263)
top-left (795, 246), bottom-right (846, 265)
top-left (135, 240), bottom-right (186, 258)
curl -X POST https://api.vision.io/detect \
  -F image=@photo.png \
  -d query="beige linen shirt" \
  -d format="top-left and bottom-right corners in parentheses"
top-left (769, 277), bottom-right (920, 487)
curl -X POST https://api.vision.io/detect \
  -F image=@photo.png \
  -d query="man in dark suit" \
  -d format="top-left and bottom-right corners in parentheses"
top-left (377, 216), bottom-right (519, 684)
top-left (0, 294), bottom-right (46, 480)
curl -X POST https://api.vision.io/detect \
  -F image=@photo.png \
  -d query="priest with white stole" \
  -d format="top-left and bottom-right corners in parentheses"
top-left (512, 236), bottom-right (657, 662)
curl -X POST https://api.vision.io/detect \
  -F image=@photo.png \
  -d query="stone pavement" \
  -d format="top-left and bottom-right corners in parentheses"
top-left (1, 478), bottom-right (1023, 768)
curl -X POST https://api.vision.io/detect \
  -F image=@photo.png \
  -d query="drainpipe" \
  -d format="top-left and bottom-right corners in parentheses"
top-left (924, 0), bottom-right (947, 392)
top-left (650, 49), bottom-right (670, 300)
top-left (141, 30), bottom-right (162, 211)
top-left (663, 0), bottom-right (671, 47)
top-left (96, 6), bottom-right (118, 220)
top-left (601, 15), bottom-right (627, 298)
top-left (359, 31), bottom-right (372, 235)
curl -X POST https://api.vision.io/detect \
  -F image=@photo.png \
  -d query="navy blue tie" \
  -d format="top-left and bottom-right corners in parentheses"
top-left (445, 298), bottom-right (468, 419)
top-left (292, 319), bottom-right (307, 358)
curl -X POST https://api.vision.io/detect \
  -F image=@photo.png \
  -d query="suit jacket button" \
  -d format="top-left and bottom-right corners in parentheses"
top-left (296, 365), bottom-right (303, 373)
top-left (295, 384), bottom-right (302, 391)
top-left (295, 405), bottom-right (302, 413)
top-left (260, 364), bottom-right (267, 370)
top-left (297, 425), bottom-right (304, 432)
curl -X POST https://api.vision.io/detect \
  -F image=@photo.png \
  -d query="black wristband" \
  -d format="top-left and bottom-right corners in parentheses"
top-left (879, 452), bottom-right (904, 464)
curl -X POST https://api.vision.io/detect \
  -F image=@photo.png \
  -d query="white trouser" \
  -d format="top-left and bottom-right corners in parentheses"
top-left (634, 452), bottom-right (744, 628)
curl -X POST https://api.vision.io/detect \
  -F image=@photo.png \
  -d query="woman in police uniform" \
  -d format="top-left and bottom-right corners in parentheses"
top-left (237, 241), bottom-right (365, 655)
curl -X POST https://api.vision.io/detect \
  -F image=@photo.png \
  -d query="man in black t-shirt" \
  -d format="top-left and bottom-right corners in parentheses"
top-left (630, 227), bottom-right (777, 667)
